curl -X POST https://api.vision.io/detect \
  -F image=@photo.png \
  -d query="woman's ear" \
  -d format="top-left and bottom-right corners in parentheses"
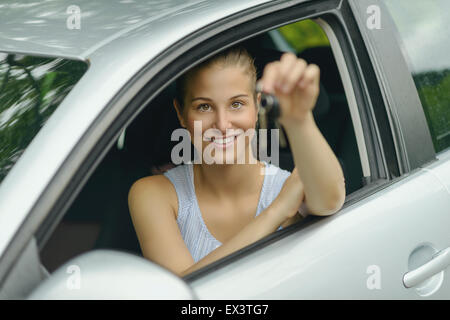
top-left (173, 98), bottom-right (186, 128)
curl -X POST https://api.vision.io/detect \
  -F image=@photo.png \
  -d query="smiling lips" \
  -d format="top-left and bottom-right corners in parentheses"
top-left (204, 133), bottom-right (240, 148)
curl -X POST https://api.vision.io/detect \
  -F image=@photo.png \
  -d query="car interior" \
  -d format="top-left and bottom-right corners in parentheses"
top-left (39, 21), bottom-right (364, 274)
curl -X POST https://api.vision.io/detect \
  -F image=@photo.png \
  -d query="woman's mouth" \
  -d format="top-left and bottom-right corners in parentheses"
top-left (212, 135), bottom-right (236, 148)
top-left (205, 134), bottom-right (240, 149)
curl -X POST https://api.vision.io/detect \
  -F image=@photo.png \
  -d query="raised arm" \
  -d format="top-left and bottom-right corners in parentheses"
top-left (259, 53), bottom-right (346, 215)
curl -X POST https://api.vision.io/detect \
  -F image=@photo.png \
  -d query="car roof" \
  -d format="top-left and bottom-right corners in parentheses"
top-left (0, 0), bottom-right (273, 61)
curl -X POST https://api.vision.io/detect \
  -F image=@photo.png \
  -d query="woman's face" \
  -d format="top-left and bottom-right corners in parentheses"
top-left (175, 63), bottom-right (260, 164)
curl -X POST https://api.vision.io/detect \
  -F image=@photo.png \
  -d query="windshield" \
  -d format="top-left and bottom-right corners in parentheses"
top-left (0, 53), bottom-right (88, 185)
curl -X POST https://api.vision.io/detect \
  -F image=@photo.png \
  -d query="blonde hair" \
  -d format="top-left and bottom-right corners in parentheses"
top-left (175, 46), bottom-right (257, 115)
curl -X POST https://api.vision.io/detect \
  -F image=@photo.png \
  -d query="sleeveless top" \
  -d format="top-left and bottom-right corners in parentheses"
top-left (163, 161), bottom-right (295, 262)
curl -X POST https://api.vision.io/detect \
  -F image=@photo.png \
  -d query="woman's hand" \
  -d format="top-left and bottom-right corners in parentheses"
top-left (258, 52), bottom-right (320, 127)
top-left (273, 167), bottom-right (305, 220)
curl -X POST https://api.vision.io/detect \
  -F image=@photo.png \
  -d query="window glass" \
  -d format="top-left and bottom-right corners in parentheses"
top-left (383, 0), bottom-right (450, 152)
top-left (0, 54), bottom-right (88, 185)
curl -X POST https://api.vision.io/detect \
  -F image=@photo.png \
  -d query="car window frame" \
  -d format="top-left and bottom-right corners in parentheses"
top-left (1, 0), bottom-right (400, 287)
top-left (348, 0), bottom-right (436, 172)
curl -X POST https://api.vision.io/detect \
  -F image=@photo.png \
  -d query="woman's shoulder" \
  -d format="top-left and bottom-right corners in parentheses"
top-left (128, 173), bottom-right (179, 219)
top-left (130, 162), bottom-right (188, 196)
top-left (130, 173), bottom-right (174, 191)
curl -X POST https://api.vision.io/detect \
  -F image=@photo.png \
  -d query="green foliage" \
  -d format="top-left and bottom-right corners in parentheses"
top-left (0, 54), bottom-right (88, 184)
top-left (415, 70), bottom-right (450, 152)
top-left (278, 19), bottom-right (330, 54)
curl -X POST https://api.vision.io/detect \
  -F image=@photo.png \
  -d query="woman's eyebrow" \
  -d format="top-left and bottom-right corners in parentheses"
top-left (191, 97), bottom-right (212, 102)
top-left (191, 94), bottom-right (249, 102)
top-left (229, 94), bottom-right (249, 100)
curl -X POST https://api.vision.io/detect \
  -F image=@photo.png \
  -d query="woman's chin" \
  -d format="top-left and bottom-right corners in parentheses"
top-left (205, 149), bottom-right (254, 165)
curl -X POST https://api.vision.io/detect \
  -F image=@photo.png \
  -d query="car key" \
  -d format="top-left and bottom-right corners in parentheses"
top-left (256, 82), bottom-right (280, 118)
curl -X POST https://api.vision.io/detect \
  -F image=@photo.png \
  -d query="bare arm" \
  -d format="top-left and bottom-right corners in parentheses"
top-left (260, 53), bottom-right (346, 215)
top-left (128, 176), bottom-right (195, 275)
top-left (283, 113), bottom-right (345, 215)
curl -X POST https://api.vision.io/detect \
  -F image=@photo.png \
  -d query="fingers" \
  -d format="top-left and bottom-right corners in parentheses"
top-left (298, 63), bottom-right (320, 90)
top-left (277, 53), bottom-right (299, 92)
top-left (259, 52), bottom-right (320, 95)
top-left (260, 61), bottom-right (280, 94)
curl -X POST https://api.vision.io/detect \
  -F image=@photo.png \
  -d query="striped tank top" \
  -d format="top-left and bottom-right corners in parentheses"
top-left (163, 161), bottom-right (293, 263)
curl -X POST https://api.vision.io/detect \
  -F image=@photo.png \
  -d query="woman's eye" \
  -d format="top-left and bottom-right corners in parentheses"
top-left (197, 104), bottom-right (211, 112)
top-left (231, 101), bottom-right (243, 109)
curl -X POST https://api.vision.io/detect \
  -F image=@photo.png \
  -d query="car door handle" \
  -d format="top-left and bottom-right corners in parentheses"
top-left (403, 247), bottom-right (450, 288)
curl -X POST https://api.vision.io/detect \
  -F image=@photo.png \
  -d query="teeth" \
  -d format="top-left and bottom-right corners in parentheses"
top-left (214, 136), bottom-right (234, 144)
top-left (213, 136), bottom-right (234, 144)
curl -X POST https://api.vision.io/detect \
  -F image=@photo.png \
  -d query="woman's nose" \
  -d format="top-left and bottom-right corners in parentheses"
top-left (212, 108), bottom-right (231, 133)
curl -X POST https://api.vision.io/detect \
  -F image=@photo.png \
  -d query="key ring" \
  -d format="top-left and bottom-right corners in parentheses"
top-left (256, 82), bottom-right (280, 118)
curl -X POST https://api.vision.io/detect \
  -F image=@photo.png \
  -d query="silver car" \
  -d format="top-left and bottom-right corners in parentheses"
top-left (0, 0), bottom-right (449, 300)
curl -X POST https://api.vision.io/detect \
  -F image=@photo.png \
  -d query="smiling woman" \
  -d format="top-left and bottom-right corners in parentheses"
top-left (127, 45), bottom-right (345, 277)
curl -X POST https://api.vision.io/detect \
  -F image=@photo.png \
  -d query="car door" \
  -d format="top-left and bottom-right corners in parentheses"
top-left (185, 0), bottom-right (450, 299)
top-left (5, 0), bottom-right (448, 300)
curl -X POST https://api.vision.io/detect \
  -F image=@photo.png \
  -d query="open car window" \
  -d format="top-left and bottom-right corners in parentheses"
top-left (38, 17), bottom-right (365, 276)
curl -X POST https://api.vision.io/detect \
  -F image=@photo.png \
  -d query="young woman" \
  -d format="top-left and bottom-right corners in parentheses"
top-left (128, 46), bottom-right (346, 277)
